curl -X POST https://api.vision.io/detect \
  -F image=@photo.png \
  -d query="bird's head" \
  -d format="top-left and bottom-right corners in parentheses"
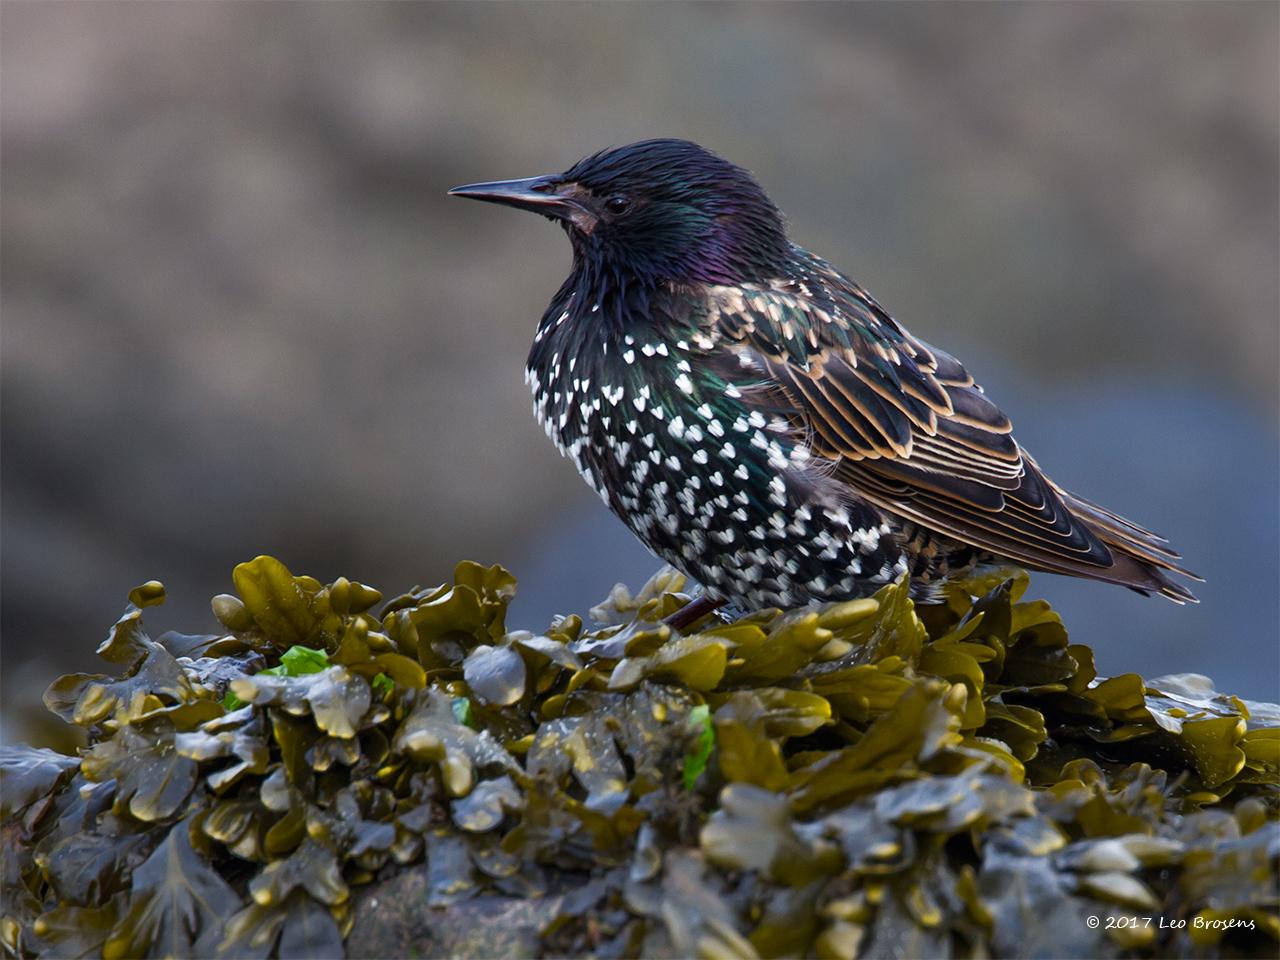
top-left (449, 139), bottom-right (790, 285)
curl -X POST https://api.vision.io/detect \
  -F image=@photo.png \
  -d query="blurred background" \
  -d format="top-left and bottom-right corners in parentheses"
top-left (3, 1), bottom-right (1277, 746)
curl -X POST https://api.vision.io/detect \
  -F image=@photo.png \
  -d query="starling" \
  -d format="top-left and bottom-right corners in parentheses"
top-left (450, 139), bottom-right (1198, 620)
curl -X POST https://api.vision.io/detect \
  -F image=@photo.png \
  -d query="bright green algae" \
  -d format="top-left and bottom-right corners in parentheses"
top-left (1, 557), bottom-right (1276, 958)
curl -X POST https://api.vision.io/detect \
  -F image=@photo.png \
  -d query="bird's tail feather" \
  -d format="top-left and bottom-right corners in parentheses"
top-left (1055, 487), bottom-right (1202, 604)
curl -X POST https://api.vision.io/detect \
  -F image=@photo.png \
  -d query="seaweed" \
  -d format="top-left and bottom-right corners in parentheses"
top-left (1, 557), bottom-right (1276, 959)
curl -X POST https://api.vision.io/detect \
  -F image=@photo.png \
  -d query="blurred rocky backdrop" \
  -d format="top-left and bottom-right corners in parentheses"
top-left (3, 1), bottom-right (1277, 745)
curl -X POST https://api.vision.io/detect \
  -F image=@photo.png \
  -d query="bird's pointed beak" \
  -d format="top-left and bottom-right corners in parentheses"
top-left (448, 174), bottom-right (583, 222)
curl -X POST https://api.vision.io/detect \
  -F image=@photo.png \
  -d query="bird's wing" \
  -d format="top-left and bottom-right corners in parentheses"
top-left (697, 263), bottom-right (1196, 599)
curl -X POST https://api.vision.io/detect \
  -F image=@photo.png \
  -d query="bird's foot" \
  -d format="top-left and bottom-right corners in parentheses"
top-left (664, 594), bottom-right (726, 632)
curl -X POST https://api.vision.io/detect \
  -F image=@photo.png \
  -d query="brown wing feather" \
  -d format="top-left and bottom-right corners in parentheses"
top-left (701, 266), bottom-right (1198, 602)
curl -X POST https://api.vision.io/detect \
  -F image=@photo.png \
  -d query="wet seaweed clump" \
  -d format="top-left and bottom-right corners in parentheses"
top-left (2, 556), bottom-right (1277, 959)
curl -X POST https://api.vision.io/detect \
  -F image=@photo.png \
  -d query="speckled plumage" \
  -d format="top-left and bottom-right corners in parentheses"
top-left (452, 139), bottom-right (1198, 607)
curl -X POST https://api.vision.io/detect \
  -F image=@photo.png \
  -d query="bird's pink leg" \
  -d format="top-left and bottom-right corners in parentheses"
top-left (664, 594), bottom-right (725, 632)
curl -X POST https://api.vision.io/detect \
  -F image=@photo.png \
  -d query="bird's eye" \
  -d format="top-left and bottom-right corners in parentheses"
top-left (604, 195), bottom-right (631, 215)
